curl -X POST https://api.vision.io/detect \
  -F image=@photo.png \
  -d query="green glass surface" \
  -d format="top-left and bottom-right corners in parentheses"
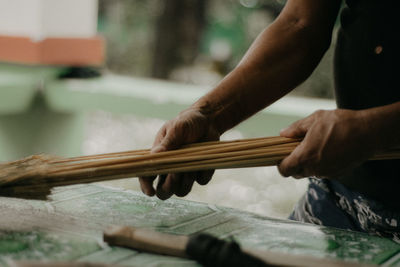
top-left (0, 184), bottom-right (399, 266)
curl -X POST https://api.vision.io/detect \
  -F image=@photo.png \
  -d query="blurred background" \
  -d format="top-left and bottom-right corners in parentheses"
top-left (0, 0), bottom-right (337, 219)
top-left (99, 0), bottom-right (336, 98)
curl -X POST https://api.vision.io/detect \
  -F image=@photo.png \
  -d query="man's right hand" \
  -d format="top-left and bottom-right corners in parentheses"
top-left (139, 0), bottom-right (343, 200)
top-left (139, 107), bottom-right (220, 200)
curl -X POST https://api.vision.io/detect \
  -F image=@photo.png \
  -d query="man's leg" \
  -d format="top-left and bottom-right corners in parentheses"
top-left (289, 178), bottom-right (362, 231)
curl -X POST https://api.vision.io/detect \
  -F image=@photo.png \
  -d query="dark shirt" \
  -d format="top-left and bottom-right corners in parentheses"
top-left (333, 0), bottom-right (400, 209)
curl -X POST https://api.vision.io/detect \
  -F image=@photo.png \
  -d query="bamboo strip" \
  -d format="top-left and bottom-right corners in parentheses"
top-left (2, 155), bottom-right (284, 190)
top-left (47, 141), bottom-right (299, 174)
top-left (47, 150), bottom-right (290, 181)
top-left (50, 136), bottom-right (298, 165)
top-left (0, 136), bottom-right (399, 200)
top-left (9, 147), bottom-right (290, 188)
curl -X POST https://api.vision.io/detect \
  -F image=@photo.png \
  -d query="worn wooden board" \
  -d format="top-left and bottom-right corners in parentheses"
top-left (0, 184), bottom-right (399, 266)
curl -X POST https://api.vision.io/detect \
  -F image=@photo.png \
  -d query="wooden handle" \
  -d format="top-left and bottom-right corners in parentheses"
top-left (243, 248), bottom-right (375, 267)
top-left (103, 226), bottom-right (188, 258)
top-left (103, 226), bottom-right (376, 267)
top-left (10, 262), bottom-right (114, 267)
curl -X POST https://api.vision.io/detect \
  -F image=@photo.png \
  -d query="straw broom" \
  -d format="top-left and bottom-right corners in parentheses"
top-left (0, 136), bottom-right (398, 200)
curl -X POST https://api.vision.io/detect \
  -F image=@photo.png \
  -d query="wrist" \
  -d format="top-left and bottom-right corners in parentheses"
top-left (190, 99), bottom-right (226, 136)
top-left (358, 102), bottom-right (400, 151)
top-left (353, 109), bottom-right (382, 153)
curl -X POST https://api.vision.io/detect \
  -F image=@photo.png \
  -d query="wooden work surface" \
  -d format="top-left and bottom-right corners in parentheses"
top-left (0, 184), bottom-right (399, 266)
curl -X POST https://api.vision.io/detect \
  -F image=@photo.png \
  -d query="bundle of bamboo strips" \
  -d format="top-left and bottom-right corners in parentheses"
top-left (0, 136), bottom-right (399, 200)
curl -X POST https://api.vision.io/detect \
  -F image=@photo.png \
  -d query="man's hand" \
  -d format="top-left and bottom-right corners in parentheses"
top-left (278, 109), bottom-right (377, 179)
top-left (139, 108), bottom-right (220, 200)
top-left (139, 0), bottom-right (344, 194)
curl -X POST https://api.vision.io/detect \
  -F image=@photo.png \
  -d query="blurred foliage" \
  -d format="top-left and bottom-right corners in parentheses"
top-left (98, 0), bottom-right (335, 99)
top-left (98, 0), bottom-right (160, 76)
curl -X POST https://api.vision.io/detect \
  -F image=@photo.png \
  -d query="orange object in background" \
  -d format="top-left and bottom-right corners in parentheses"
top-left (0, 0), bottom-right (103, 66)
top-left (0, 35), bottom-right (104, 66)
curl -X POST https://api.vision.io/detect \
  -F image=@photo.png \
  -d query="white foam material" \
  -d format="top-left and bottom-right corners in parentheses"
top-left (84, 111), bottom-right (308, 219)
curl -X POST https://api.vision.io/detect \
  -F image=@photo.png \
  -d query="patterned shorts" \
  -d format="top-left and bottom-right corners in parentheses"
top-left (289, 178), bottom-right (400, 243)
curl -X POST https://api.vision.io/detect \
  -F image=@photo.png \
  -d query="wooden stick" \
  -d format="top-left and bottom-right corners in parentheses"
top-left (103, 226), bottom-right (376, 267)
top-left (47, 143), bottom-right (297, 175)
top-left (50, 136), bottom-right (298, 165)
top-left (0, 136), bottom-right (399, 199)
top-left (104, 226), bottom-right (187, 258)
top-left (10, 261), bottom-right (115, 267)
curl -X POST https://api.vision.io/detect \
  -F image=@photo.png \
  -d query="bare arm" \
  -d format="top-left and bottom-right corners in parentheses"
top-left (139, 0), bottom-right (342, 199)
top-left (193, 0), bottom-right (341, 134)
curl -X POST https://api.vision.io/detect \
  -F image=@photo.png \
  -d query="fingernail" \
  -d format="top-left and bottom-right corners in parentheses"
top-left (142, 187), bottom-right (153, 196)
top-left (151, 145), bottom-right (165, 153)
top-left (142, 188), bottom-right (149, 195)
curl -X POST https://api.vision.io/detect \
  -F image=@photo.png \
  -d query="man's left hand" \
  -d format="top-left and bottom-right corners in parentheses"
top-left (278, 109), bottom-right (376, 179)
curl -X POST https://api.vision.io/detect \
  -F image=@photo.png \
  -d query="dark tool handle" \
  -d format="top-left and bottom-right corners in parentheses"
top-left (186, 233), bottom-right (271, 267)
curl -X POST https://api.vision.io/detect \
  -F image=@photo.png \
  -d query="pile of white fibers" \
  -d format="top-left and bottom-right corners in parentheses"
top-left (83, 111), bottom-right (308, 219)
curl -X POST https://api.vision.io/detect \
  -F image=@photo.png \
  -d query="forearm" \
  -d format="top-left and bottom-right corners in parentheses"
top-left (192, 28), bottom-right (326, 134)
top-left (190, 0), bottom-right (340, 135)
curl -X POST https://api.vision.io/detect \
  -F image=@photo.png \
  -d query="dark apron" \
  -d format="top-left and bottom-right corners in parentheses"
top-left (290, 0), bottom-right (400, 241)
top-left (334, 0), bottom-right (400, 209)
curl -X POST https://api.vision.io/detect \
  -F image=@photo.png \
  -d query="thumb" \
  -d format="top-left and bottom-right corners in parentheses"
top-left (280, 117), bottom-right (312, 138)
top-left (278, 143), bottom-right (304, 177)
top-left (151, 130), bottom-right (181, 153)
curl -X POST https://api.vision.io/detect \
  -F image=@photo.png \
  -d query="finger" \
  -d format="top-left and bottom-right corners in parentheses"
top-left (292, 172), bottom-right (307, 179)
top-left (151, 128), bottom-right (170, 153)
top-left (280, 117), bottom-right (314, 138)
top-left (151, 144), bottom-right (167, 153)
top-left (196, 170), bottom-right (214, 185)
top-left (138, 176), bottom-right (157, 196)
top-left (153, 126), bottom-right (167, 146)
top-left (193, 132), bottom-right (218, 186)
top-left (278, 143), bottom-right (305, 177)
top-left (175, 173), bottom-right (196, 197)
top-left (156, 174), bottom-right (178, 200)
